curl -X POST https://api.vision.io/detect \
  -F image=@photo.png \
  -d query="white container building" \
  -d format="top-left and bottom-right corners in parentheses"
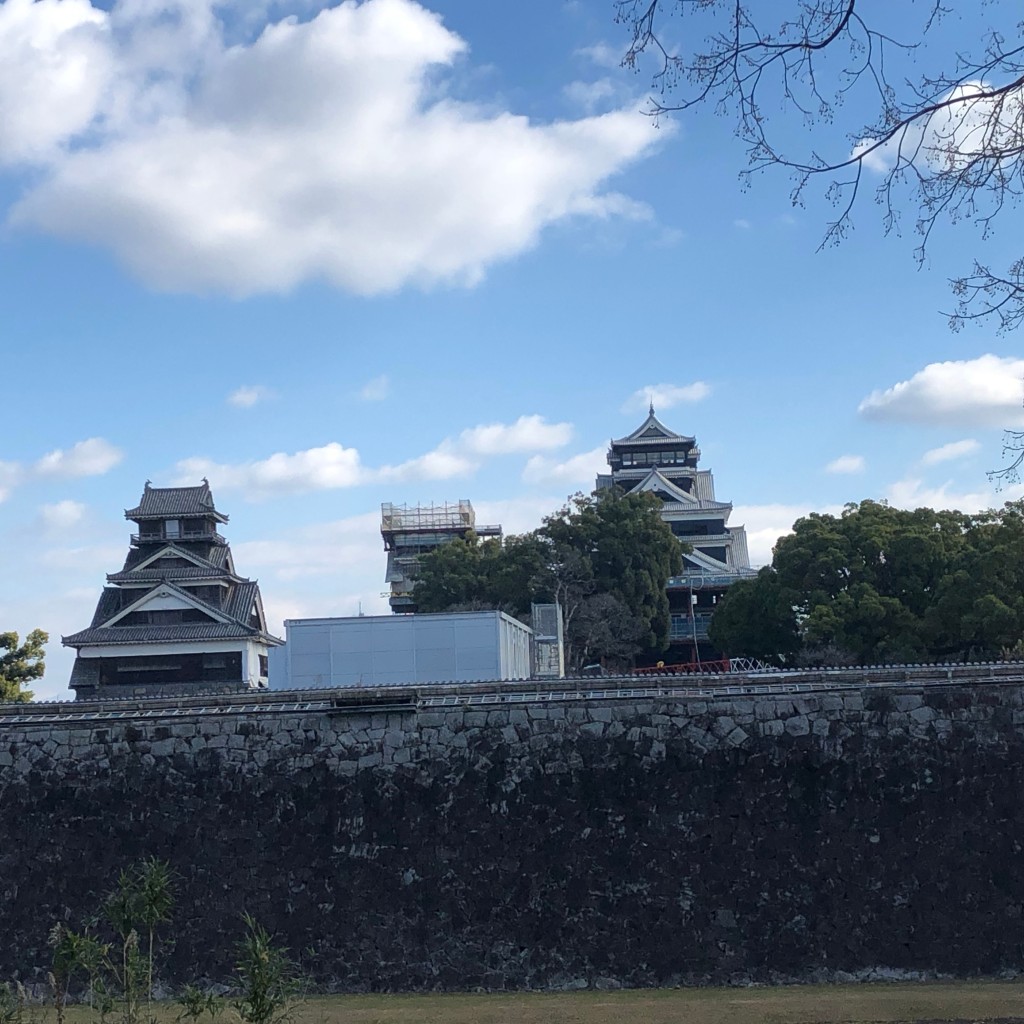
top-left (270, 610), bottom-right (533, 689)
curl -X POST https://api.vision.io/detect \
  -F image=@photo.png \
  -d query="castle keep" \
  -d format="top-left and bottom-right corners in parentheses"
top-left (63, 481), bottom-right (281, 699)
top-left (597, 406), bottom-right (756, 662)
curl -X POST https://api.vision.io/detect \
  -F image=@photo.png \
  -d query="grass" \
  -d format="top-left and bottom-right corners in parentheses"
top-left (51, 980), bottom-right (1024, 1024)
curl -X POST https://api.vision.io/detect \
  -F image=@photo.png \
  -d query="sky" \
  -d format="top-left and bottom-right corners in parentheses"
top-left (1, 0), bottom-right (1023, 700)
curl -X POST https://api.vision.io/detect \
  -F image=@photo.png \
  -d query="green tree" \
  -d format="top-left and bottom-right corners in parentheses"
top-left (413, 532), bottom-right (548, 620)
top-left (414, 489), bottom-right (684, 669)
top-left (0, 629), bottom-right (47, 702)
top-left (540, 489), bottom-right (684, 657)
top-left (712, 498), bottom-right (1024, 664)
top-left (569, 593), bottom-right (649, 671)
top-left (707, 568), bottom-right (800, 666)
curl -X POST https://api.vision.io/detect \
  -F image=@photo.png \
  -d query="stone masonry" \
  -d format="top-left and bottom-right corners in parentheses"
top-left (2, 678), bottom-right (1024, 991)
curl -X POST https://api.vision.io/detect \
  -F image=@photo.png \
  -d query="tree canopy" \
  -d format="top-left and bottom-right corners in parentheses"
top-left (616, 2), bottom-right (1024, 334)
top-left (709, 499), bottom-right (1024, 665)
top-left (0, 628), bottom-right (48, 702)
top-left (413, 489), bottom-right (684, 671)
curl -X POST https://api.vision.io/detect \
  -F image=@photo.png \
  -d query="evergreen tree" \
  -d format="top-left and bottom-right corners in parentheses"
top-left (0, 629), bottom-right (47, 702)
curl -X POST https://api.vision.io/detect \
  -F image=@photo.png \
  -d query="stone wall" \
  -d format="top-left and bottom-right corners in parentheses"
top-left (2, 681), bottom-right (1024, 991)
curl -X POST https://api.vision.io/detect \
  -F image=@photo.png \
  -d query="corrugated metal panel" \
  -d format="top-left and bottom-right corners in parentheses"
top-left (275, 612), bottom-right (534, 689)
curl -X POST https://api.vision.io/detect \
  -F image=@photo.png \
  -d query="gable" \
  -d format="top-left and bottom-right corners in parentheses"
top-left (101, 583), bottom-right (232, 628)
top-left (133, 544), bottom-right (214, 573)
top-left (632, 468), bottom-right (696, 504)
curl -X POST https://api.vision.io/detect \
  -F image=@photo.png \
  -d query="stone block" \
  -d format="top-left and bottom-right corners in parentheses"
top-left (894, 693), bottom-right (924, 712)
top-left (725, 727), bottom-right (749, 748)
top-left (711, 716), bottom-right (735, 739)
top-left (785, 715), bottom-right (811, 737)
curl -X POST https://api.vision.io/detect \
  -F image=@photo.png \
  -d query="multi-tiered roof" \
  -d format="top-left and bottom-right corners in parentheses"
top-left (598, 406), bottom-right (756, 659)
top-left (64, 481), bottom-right (281, 698)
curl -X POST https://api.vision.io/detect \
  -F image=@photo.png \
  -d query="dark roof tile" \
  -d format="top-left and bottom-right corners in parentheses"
top-left (125, 482), bottom-right (228, 522)
top-left (63, 623), bottom-right (269, 646)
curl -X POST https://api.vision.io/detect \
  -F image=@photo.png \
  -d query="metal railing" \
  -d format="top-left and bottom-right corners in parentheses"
top-left (131, 531), bottom-right (226, 546)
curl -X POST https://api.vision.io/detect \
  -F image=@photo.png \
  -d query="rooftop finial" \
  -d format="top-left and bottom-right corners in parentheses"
top-left (144, 480), bottom-right (151, 489)
top-left (202, 476), bottom-right (209, 486)
top-left (649, 398), bottom-right (655, 416)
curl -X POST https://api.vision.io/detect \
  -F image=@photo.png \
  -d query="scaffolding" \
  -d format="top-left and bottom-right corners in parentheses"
top-left (380, 501), bottom-right (502, 611)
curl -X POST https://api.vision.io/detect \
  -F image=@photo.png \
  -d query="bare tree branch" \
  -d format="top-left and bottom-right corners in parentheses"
top-left (615, 1), bottom-right (1024, 329)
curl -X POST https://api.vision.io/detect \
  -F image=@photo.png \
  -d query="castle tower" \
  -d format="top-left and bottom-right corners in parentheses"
top-left (63, 481), bottom-right (282, 699)
top-left (597, 405), bottom-right (756, 662)
top-left (380, 501), bottom-right (502, 613)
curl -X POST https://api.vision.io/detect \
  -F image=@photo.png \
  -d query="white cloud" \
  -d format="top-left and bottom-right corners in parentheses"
top-left (0, 460), bottom-right (23, 502)
top-left (177, 414), bottom-right (575, 499)
top-left (235, 511), bottom-right (382, 583)
top-left (854, 81), bottom-right (1024, 178)
top-left (228, 385), bottom-right (272, 408)
top-left (522, 445), bottom-right (606, 487)
top-left (359, 374), bottom-right (391, 402)
top-left (40, 543), bottom-right (125, 571)
top-left (34, 437), bottom-right (123, 478)
top-left (921, 438), bottom-right (981, 466)
top-left (4, 0), bottom-right (668, 296)
top-left (825, 454), bottom-right (865, 475)
top-left (377, 445), bottom-right (477, 482)
top-left (563, 78), bottom-right (617, 113)
top-left (0, 0), bottom-right (113, 165)
top-left (40, 499), bottom-right (87, 530)
top-left (474, 495), bottom-right (566, 536)
top-left (733, 218), bottom-right (751, 229)
top-left (884, 477), bottom-right (1024, 513)
top-left (859, 355), bottom-right (1024, 427)
top-left (177, 442), bottom-right (365, 498)
top-left (574, 42), bottom-right (620, 69)
top-left (622, 382), bottom-right (711, 413)
top-left (458, 415), bottom-right (573, 456)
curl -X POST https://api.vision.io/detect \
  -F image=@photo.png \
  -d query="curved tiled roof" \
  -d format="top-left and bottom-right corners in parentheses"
top-left (63, 623), bottom-right (279, 646)
top-left (125, 482), bottom-right (229, 523)
top-left (107, 567), bottom-right (245, 584)
top-left (610, 408), bottom-right (696, 447)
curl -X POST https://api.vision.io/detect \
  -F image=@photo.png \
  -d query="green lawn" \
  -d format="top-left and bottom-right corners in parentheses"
top-left (294, 983), bottom-right (1024, 1024)
top-left (56, 981), bottom-right (1024, 1024)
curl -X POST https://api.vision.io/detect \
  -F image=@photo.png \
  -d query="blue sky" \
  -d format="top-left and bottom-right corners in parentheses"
top-left (2, 0), bottom-right (1022, 699)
